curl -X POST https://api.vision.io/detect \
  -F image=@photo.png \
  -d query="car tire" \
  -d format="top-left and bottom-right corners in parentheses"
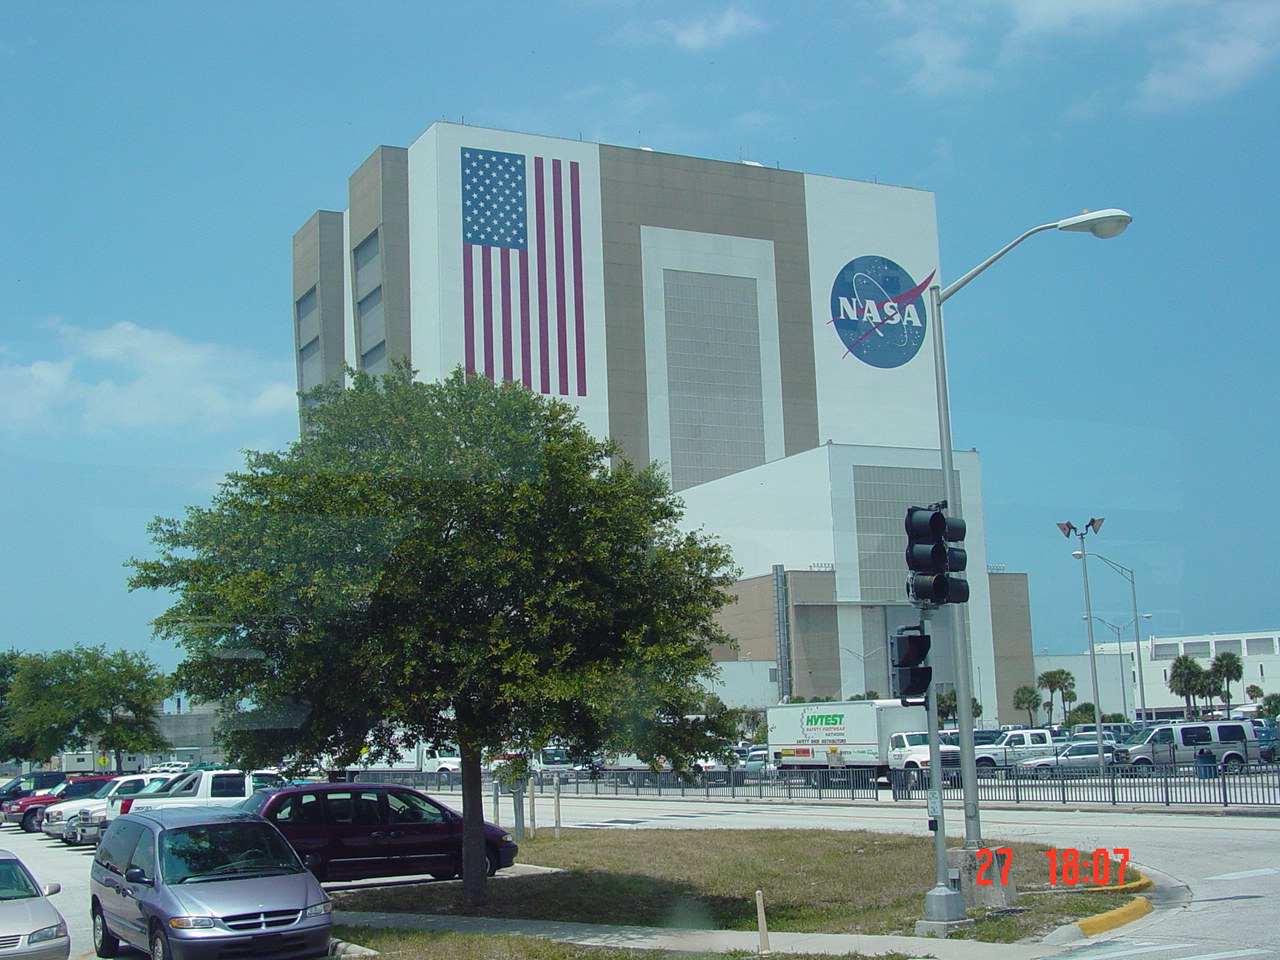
top-left (21, 810), bottom-right (39, 833)
top-left (92, 906), bottom-right (119, 958)
top-left (429, 863), bottom-right (458, 881)
top-left (486, 847), bottom-right (500, 876)
top-left (1035, 766), bottom-right (1054, 780)
top-left (149, 926), bottom-right (171, 960)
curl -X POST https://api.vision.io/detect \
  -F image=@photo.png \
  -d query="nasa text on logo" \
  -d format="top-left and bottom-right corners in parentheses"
top-left (829, 256), bottom-right (936, 369)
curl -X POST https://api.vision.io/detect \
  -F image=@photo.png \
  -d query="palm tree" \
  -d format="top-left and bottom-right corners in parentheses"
top-left (1167, 655), bottom-right (1203, 718)
top-left (1013, 685), bottom-right (1042, 727)
top-left (1200, 670), bottom-right (1223, 716)
top-left (1211, 652), bottom-right (1243, 715)
top-left (1246, 684), bottom-right (1264, 703)
top-left (936, 690), bottom-right (958, 723)
top-left (1036, 669), bottom-right (1075, 726)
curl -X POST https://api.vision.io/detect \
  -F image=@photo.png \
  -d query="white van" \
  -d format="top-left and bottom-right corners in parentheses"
top-left (1124, 720), bottom-right (1259, 770)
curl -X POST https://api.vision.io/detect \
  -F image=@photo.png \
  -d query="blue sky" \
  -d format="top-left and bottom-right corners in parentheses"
top-left (2, 1), bottom-right (1277, 673)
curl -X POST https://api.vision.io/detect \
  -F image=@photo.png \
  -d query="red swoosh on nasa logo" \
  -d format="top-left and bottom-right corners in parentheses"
top-left (840, 269), bottom-right (937, 354)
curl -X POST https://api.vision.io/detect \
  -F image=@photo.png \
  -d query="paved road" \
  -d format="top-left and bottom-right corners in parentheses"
top-left (6, 795), bottom-right (1279, 959)
top-left (491, 793), bottom-right (1280, 959)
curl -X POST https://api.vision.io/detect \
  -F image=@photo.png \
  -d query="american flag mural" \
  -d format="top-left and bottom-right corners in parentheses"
top-left (461, 147), bottom-right (587, 397)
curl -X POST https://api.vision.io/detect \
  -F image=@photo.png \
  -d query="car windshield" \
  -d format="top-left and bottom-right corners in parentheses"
top-left (160, 821), bottom-right (302, 883)
top-left (902, 733), bottom-right (930, 747)
top-left (0, 859), bottom-right (41, 900)
top-left (139, 777), bottom-right (178, 796)
top-left (91, 780), bottom-right (119, 799)
top-left (236, 791), bottom-right (274, 814)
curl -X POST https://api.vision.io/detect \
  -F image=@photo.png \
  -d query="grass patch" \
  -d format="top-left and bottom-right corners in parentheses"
top-left (331, 829), bottom-right (1140, 943)
top-left (332, 926), bottom-right (916, 960)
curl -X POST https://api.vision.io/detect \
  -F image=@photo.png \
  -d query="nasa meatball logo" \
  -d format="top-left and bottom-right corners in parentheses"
top-left (829, 256), bottom-right (936, 369)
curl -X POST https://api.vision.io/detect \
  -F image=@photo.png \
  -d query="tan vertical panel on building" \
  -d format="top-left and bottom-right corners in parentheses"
top-left (349, 146), bottom-right (411, 366)
top-left (292, 209), bottom-right (346, 399)
top-left (597, 147), bottom-right (818, 469)
top-left (989, 572), bottom-right (1037, 725)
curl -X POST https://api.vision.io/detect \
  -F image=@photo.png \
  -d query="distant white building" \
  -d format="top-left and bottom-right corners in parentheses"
top-left (1036, 630), bottom-right (1280, 721)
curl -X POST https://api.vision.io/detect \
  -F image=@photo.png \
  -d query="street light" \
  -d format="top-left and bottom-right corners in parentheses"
top-left (839, 646), bottom-right (888, 700)
top-left (1058, 519), bottom-right (1108, 773)
top-left (1083, 614), bottom-right (1151, 718)
top-left (1075, 550), bottom-right (1151, 722)
top-left (929, 207), bottom-right (1132, 858)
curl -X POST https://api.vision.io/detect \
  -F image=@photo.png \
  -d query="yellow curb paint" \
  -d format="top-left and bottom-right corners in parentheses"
top-left (1075, 895), bottom-right (1153, 937)
top-left (1090, 870), bottom-right (1154, 894)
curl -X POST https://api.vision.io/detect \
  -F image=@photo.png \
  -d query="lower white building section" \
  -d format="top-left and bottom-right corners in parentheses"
top-left (679, 442), bottom-right (998, 720)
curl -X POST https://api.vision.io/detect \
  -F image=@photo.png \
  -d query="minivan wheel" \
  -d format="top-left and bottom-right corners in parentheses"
top-left (92, 906), bottom-right (119, 958)
top-left (20, 810), bottom-right (38, 833)
top-left (149, 926), bottom-right (170, 960)
top-left (1223, 755), bottom-right (1245, 774)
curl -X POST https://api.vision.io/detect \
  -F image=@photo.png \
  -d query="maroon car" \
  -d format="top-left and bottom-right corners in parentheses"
top-left (3, 775), bottom-right (114, 832)
top-left (238, 782), bottom-right (518, 882)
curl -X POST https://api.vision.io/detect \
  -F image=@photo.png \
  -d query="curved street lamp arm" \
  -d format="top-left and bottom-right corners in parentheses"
top-left (939, 222), bottom-right (1059, 303)
top-left (1088, 552), bottom-right (1135, 583)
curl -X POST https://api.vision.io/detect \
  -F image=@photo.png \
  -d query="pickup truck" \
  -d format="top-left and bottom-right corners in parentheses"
top-left (973, 728), bottom-right (1060, 772)
top-left (3, 775), bottom-right (114, 831)
top-left (124, 769), bottom-right (284, 815)
top-left (887, 731), bottom-right (960, 783)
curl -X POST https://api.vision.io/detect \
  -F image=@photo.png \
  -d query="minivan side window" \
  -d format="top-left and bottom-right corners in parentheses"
top-left (1218, 724), bottom-right (1246, 742)
top-left (1152, 728), bottom-right (1174, 744)
top-left (1181, 726), bottom-right (1212, 746)
top-left (96, 821), bottom-right (146, 877)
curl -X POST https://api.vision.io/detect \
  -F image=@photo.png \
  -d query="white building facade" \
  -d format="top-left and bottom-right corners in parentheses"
top-left (292, 122), bottom-right (1002, 717)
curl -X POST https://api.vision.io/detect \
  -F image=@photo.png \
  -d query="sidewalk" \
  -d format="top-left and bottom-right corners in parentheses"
top-left (333, 908), bottom-right (1065, 959)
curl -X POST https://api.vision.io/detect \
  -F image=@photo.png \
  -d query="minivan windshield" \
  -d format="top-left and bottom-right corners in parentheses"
top-left (160, 821), bottom-right (301, 884)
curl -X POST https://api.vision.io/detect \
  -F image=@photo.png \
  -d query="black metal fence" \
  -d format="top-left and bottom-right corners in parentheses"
top-left (361, 762), bottom-right (1280, 807)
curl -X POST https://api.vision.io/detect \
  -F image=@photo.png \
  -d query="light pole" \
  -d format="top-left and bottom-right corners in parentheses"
top-left (839, 646), bottom-right (888, 700)
top-left (1058, 519), bottom-right (1108, 773)
top-left (932, 208), bottom-right (1132, 852)
top-left (1076, 550), bottom-right (1151, 722)
top-left (1086, 614), bottom-right (1152, 721)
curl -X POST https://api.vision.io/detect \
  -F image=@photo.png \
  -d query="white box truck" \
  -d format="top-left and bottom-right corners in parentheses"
top-left (767, 699), bottom-right (929, 779)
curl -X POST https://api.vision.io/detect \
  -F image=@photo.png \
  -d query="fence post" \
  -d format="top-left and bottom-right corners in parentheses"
top-left (1109, 768), bottom-right (1117, 806)
top-left (1221, 763), bottom-right (1229, 807)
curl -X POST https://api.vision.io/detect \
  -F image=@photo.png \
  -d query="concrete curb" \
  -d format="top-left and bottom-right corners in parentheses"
top-left (1074, 895), bottom-right (1153, 937)
top-left (330, 937), bottom-right (379, 956)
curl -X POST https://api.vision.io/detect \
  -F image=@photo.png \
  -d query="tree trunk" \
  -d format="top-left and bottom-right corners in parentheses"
top-left (458, 738), bottom-right (488, 907)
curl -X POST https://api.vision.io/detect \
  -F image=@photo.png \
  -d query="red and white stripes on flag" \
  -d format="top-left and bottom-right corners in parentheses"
top-left (461, 148), bottom-right (587, 397)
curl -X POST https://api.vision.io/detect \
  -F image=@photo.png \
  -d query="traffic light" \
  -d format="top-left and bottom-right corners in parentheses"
top-left (891, 625), bottom-right (932, 699)
top-left (905, 505), bottom-right (969, 606)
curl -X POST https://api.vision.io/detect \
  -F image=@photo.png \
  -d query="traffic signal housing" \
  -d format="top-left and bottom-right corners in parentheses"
top-left (891, 625), bottom-right (932, 699)
top-left (905, 505), bottom-right (969, 606)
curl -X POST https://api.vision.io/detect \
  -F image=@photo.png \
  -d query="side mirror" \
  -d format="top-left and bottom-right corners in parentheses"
top-left (124, 866), bottom-right (152, 886)
top-left (41, 883), bottom-right (60, 897)
top-left (302, 854), bottom-right (321, 870)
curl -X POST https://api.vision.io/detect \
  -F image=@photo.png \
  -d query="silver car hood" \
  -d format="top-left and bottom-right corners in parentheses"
top-left (0, 896), bottom-right (64, 935)
top-left (167, 871), bottom-right (320, 918)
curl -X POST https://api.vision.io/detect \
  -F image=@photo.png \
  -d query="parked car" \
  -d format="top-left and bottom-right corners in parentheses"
top-left (1124, 720), bottom-right (1260, 770)
top-left (743, 748), bottom-right (776, 779)
top-left (238, 782), bottom-right (518, 882)
top-left (1016, 742), bottom-right (1128, 778)
top-left (0, 848), bottom-right (68, 959)
top-left (0, 773), bottom-right (65, 807)
top-left (90, 807), bottom-right (331, 960)
top-left (4, 776), bottom-right (114, 832)
top-left (42, 774), bottom-right (171, 844)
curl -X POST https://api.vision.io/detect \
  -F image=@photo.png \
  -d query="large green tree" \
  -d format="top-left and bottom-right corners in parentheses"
top-left (0, 650), bottom-right (38, 762)
top-left (129, 364), bottom-right (740, 905)
top-left (5, 646), bottom-right (169, 767)
top-left (1036, 669), bottom-right (1075, 725)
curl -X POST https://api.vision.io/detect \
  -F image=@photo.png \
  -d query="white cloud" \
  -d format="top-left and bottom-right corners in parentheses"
top-left (623, 7), bottom-right (767, 50)
top-left (1131, 1), bottom-right (1280, 111)
top-left (886, 28), bottom-right (992, 97)
top-left (0, 320), bottom-right (297, 435)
